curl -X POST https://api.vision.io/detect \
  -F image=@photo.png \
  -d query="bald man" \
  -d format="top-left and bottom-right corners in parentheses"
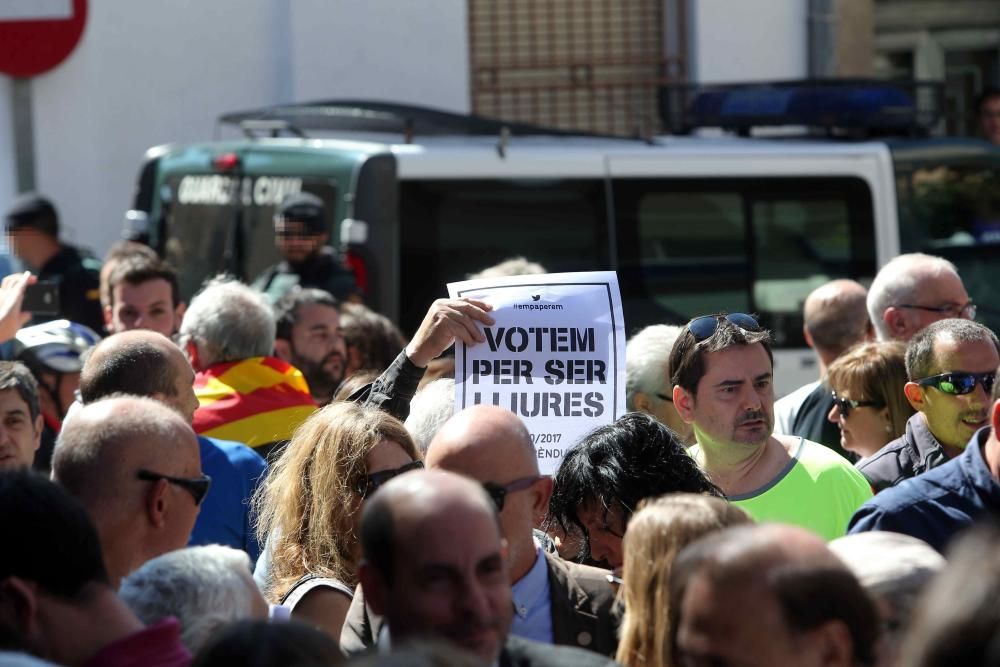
top-left (52, 395), bottom-right (208, 587)
top-left (342, 407), bottom-right (618, 657)
top-left (358, 469), bottom-right (614, 667)
top-left (672, 524), bottom-right (880, 667)
top-left (78, 330), bottom-right (266, 562)
top-left (775, 280), bottom-right (871, 457)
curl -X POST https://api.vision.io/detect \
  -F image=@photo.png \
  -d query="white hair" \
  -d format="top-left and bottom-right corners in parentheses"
top-left (467, 256), bottom-right (546, 280)
top-left (625, 324), bottom-right (684, 410)
top-left (178, 276), bottom-right (275, 366)
top-left (404, 378), bottom-right (455, 454)
top-left (119, 545), bottom-right (263, 654)
top-left (867, 253), bottom-right (959, 341)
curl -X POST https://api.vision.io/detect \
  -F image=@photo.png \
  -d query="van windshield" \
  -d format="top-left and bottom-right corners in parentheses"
top-left (891, 141), bottom-right (1000, 335)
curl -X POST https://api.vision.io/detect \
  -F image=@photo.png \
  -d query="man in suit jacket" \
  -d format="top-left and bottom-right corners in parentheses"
top-left (358, 470), bottom-right (614, 666)
top-left (343, 406), bottom-right (618, 657)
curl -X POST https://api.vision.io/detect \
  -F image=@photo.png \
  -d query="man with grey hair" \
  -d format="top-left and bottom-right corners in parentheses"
top-left (51, 395), bottom-right (207, 587)
top-left (403, 377), bottom-right (455, 453)
top-left (856, 318), bottom-right (999, 491)
top-left (867, 253), bottom-right (973, 342)
top-left (775, 279), bottom-right (871, 458)
top-left (830, 532), bottom-right (944, 667)
top-left (180, 276), bottom-right (316, 459)
top-left (625, 324), bottom-right (692, 443)
top-left (119, 545), bottom-right (269, 655)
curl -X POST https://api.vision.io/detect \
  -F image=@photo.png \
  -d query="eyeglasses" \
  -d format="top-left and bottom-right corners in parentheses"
top-left (897, 302), bottom-right (976, 320)
top-left (917, 372), bottom-right (995, 396)
top-left (357, 460), bottom-right (424, 498)
top-left (137, 469), bottom-right (212, 506)
top-left (686, 313), bottom-right (761, 342)
top-left (481, 476), bottom-right (541, 512)
top-left (831, 392), bottom-right (883, 418)
top-left (654, 392), bottom-right (674, 403)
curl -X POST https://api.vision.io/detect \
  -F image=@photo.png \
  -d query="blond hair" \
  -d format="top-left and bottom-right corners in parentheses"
top-left (253, 402), bottom-right (418, 602)
top-left (826, 340), bottom-right (914, 438)
top-left (616, 494), bottom-right (751, 667)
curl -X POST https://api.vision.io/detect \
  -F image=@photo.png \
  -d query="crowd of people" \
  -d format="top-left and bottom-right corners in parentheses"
top-left (1, 191), bottom-right (998, 667)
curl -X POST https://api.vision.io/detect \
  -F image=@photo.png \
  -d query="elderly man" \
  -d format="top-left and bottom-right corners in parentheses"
top-left (52, 395), bottom-right (207, 586)
top-left (670, 313), bottom-right (872, 540)
top-left (79, 330), bottom-right (266, 561)
top-left (856, 318), bottom-right (1000, 491)
top-left (849, 368), bottom-right (1000, 552)
top-left (774, 279), bottom-right (871, 457)
top-left (358, 469), bottom-right (613, 666)
top-left (179, 277), bottom-right (316, 459)
top-left (625, 324), bottom-right (693, 443)
top-left (272, 287), bottom-right (347, 406)
top-left (867, 253), bottom-right (973, 342)
top-left (0, 362), bottom-right (42, 471)
top-left (0, 470), bottom-right (191, 666)
top-left (119, 545), bottom-right (268, 655)
top-left (671, 524), bottom-right (880, 667)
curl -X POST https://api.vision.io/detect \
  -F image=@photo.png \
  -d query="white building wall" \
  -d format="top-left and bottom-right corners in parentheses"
top-left (0, 0), bottom-right (468, 256)
top-left (689, 0), bottom-right (808, 83)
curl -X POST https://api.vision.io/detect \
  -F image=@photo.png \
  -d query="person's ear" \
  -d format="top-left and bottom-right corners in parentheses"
top-left (103, 304), bottom-right (114, 331)
top-left (903, 382), bottom-right (924, 411)
top-left (808, 619), bottom-right (854, 667)
top-left (633, 392), bottom-right (652, 414)
top-left (803, 325), bottom-right (815, 351)
top-left (991, 399), bottom-right (1000, 433)
top-left (358, 561), bottom-right (389, 616)
top-left (673, 385), bottom-right (696, 423)
top-left (0, 577), bottom-right (39, 639)
top-left (531, 476), bottom-right (554, 526)
top-left (184, 340), bottom-right (201, 371)
top-left (144, 479), bottom-right (169, 528)
top-left (273, 338), bottom-right (292, 363)
top-left (31, 414), bottom-right (42, 453)
top-left (883, 307), bottom-right (909, 339)
top-left (172, 302), bottom-right (187, 330)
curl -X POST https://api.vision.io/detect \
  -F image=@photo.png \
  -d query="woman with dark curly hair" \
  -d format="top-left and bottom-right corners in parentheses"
top-left (546, 412), bottom-right (720, 568)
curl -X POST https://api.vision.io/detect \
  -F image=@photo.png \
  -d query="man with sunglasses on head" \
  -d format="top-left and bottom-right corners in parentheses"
top-left (51, 395), bottom-right (208, 588)
top-left (849, 325), bottom-right (1000, 552)
top-left (855, 319), bottom-right (1000, 493)
top-left (867, 253), bottom-right (974, 342)
top-left (669, 313), bottom-right (872, 540)
top-left (341, 405), bottom-right (619, 657)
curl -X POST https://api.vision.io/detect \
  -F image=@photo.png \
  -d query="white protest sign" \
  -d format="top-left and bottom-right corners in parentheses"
top-left (447, 271), bottom-right (626, 474)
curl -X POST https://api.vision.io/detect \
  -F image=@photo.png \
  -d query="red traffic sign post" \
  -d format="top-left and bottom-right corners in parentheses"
top-left (0, 0), bottom-right (88, 78)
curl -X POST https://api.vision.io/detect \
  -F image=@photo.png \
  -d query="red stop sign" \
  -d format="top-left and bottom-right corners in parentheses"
top-left (0, 0), bottom-right (88, 78)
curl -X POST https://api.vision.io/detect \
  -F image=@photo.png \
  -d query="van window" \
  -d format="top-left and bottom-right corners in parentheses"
top-left (892, 153), bottom-right (1000, 335)
top-left (160, 175), bottom-right (336, 299)
top-left (614, 178), bottom-right (877, 347)
top-left (398, 178), bottom-right (609, 335)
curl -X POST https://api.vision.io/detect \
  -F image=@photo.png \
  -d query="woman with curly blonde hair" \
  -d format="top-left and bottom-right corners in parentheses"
top-left (254, 401), bottom-right (421, 638)
top-left (616, 494), bottom-right (751, 667)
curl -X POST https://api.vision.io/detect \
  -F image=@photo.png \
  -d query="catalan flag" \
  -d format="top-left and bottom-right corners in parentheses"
top-left (192, 356), bottom-right (317, 451)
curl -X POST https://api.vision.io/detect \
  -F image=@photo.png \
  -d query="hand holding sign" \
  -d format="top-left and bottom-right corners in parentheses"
top-left (405, 297), bottom-right (495, 368)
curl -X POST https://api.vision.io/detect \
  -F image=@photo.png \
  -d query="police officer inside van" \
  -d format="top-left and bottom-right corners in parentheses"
top-left (253, 193), bottom-right (358, 304)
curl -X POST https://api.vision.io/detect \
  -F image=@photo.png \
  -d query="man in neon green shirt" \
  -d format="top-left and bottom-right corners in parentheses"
top-left (669, 313), bottom-right (872, 540)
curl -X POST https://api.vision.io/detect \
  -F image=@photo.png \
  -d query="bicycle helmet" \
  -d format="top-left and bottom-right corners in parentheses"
top-left (13, 319), bottom-right (101, 375)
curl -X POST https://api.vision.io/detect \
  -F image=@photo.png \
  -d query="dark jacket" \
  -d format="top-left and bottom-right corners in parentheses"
top-left (855, 413), bottom-right (949, 492)
top-left (37, 243), bottom-right (102, 333)
top-left (340, 552), bottom-right (620, 658)
top-left (253, 246), bottom-right (357, 303)
top-left (848, 427), bottom-right (1000, 552)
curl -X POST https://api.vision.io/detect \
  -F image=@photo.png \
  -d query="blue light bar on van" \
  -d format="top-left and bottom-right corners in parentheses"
top-left (659, 79), bottom-right (943, 136)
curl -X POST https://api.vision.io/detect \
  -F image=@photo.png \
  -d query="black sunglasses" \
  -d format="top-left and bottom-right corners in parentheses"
top-left (917, 372), bottom-right (995, 396)
top-left (137, 469), bottom-right (212, 506)
top-left (357, 460), bottom-right (424, 498)
top-left (687, 313), bottom-right (761, 342)
top-left (831, 392), bottom-right (883, 418)
top-left (482, 476), bottom-right (541, 512)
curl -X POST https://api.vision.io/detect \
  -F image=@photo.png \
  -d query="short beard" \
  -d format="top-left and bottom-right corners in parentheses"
top-left (730, 408), bottom-right (772, 446)
top-left (293, 352), bottom-right (343, 402)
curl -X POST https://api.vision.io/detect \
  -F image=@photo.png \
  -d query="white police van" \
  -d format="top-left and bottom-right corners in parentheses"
top-left (131, 82), bottom-right (1000, 394)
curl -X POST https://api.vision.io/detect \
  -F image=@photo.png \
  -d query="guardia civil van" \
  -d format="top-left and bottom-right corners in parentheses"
top-left (129, 82), bottom-right (1000, 394)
